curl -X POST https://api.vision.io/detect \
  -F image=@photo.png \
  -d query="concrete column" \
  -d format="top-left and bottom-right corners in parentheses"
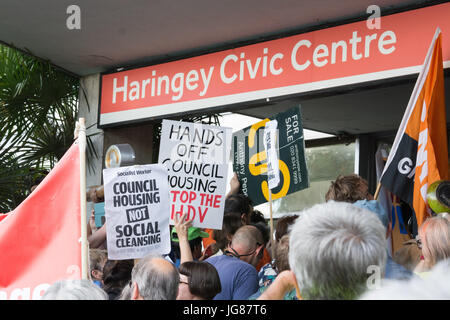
top-left (78, 73), bottom-right (104, 188)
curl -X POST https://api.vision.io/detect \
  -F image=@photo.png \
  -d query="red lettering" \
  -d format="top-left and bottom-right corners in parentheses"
top-left (171, 190), bottom-right (180, 202)
top-left (189, 191), bottom-right (197, 203)
top-left (200, 193), bottom-right (213, 206)
top-left (213, 195), bottom-right (222, 208)
top-left (200, 193), bottom-right (222, 208)
top-left (187, 205), bottom-right (196, 220)
top-left (179, 191), bottom-right (198, 204)
top-left (171, 204), bottom-right (184, 220)
top-left (198, 207), bottom-right (208, 223)
top-left (180, 191), bottom-right (189, 203)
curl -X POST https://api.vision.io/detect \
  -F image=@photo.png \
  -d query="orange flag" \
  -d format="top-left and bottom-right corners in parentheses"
top-left (0, 142), bottom-right (82, 300)
top-left (380, 28), bottom-right (448, 227)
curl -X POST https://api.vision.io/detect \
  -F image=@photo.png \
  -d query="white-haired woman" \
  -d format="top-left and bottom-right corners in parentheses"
top-left (41, 279), bottom-right (108, 300)
top-left (414, 213), bottom-right (450, 278)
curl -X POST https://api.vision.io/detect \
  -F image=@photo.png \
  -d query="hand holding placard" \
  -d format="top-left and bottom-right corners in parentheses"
top-left (174, 213), bottom-right (194, 264)
top-left (174, 212), bottom-right (193, 242)
top-left (227, 172), bottom-right (240, 198)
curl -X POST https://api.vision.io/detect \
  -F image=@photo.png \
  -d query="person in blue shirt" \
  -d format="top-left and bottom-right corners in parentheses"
top-left (89, 248), bottom-right (107, 287)
top-left (206, 225), bottom-right (264, 300)
top-left (353, 199), bottom-right (414, 280)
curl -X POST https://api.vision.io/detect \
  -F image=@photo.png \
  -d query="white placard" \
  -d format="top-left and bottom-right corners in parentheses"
top-left (103, 164), bottom-right (171, 260)
top-left (158, 120), bottom-right (232, 230)
top-left (264, 120), bottom-right (280, 190)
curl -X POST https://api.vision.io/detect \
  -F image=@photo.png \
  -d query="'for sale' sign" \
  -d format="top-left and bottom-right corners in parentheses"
top-left (232, 105), bottom-right (309, 206)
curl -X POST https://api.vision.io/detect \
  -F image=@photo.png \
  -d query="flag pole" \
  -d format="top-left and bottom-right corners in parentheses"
top-left (268, 186), bottom-right (274, 257)
top-left (77, 118), bottom-right (89, 280)
top-left (373, 182), bottom-right (382, 200)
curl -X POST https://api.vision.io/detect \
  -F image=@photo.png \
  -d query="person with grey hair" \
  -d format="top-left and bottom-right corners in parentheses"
top-left (359, 260), bottom-right (450, 300)
top-left (118, 282), bottom-right (132, 300)
top-left (130, 253), bottom-right (179, 300)
top-left (259, 201), bottom-right (387, 300)
top-left (41, 279), bottom-right (108, 300)
top-left (353, 199), bottom-right (414, 280)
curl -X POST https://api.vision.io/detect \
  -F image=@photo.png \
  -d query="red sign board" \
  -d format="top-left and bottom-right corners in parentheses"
top-left (99, 3), bottom-right (450, 127)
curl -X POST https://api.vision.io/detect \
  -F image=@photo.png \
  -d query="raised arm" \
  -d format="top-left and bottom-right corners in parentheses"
top-left (226, 172), bottom-right (240, 199)
top-left (258, 270), bottom-right (298, 300)
top-left (174, 213), bottom-right (194, 264)
top-left (88, 223), bottom-right (107, 249)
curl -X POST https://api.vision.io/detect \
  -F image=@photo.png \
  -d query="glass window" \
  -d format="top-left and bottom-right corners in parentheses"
top-left (255, 142), bottom-right (356, 217)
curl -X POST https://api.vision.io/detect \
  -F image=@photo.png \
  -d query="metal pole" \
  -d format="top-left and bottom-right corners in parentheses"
top-left (78, 118), bottom-right (89, 279)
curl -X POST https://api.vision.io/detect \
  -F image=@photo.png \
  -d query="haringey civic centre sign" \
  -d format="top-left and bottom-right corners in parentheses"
top-left (99, 3), bottom-right (450, 127)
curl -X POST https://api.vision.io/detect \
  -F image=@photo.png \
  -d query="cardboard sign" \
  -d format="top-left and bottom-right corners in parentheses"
top-left (232, 105), bottom-right (309, 206)
top-left (263, 120), bottom-right (280, 190)
top-left (103, 164), bottom-right (171, 260)
top-left (158, 120), bottom-right (232, 230)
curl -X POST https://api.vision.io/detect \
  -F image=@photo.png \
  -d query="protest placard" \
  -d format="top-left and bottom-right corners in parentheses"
top-left (263, 120), bottom-right (280, 190)
top-left (232, 105), bottom-right (309, 206)
top-left (158, 120), bottom-right (232, 230)
top-left (103, 164), bottom-right (171, 260)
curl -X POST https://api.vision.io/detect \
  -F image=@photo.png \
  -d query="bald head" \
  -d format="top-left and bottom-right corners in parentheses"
top-left (151, 257), bottom-right (175, 272)
top-left (131, 254), bottom-right (179, 300)
top-left (229, 225), bottom-right (265, 267)
top-left (232, 225), bottom-right (264, 251)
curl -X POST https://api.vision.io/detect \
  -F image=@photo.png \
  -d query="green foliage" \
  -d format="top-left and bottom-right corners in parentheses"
top-left (0, 45), bottom-right (80, 211)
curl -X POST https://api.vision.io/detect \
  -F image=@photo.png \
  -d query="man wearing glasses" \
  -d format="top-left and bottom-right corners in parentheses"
top-left (205, 225), bottom-right (265, 300)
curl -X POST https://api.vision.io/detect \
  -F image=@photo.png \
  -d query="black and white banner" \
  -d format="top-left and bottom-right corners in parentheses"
top-left (103, 164), bottom-right (171, 260)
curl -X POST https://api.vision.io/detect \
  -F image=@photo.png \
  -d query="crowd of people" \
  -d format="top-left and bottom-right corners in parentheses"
top-left (42, 174), bottom-right (450, 300)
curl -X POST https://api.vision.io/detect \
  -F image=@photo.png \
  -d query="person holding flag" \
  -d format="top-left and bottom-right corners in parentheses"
top-left (378, 28), bottom-right (449, 235)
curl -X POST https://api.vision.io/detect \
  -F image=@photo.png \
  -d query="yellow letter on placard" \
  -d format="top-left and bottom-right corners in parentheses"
top-left (247, 118), bottom-right (291, 202)
top-left (248, 119), bottom-right (269, 148)
top-left (249, 151), bottom-right (267, 176)
top-left (262, 160), bottom-right (290, 201)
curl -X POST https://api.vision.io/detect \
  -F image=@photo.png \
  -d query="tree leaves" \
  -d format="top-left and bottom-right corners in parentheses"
top-left (0, 45), bottom-right (80, 211)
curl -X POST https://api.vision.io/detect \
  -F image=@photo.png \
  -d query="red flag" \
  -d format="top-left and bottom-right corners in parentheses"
top-left (0, 142), bottom-right (82, 300)
top-left (380, 28), bottom-right (448, 227)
